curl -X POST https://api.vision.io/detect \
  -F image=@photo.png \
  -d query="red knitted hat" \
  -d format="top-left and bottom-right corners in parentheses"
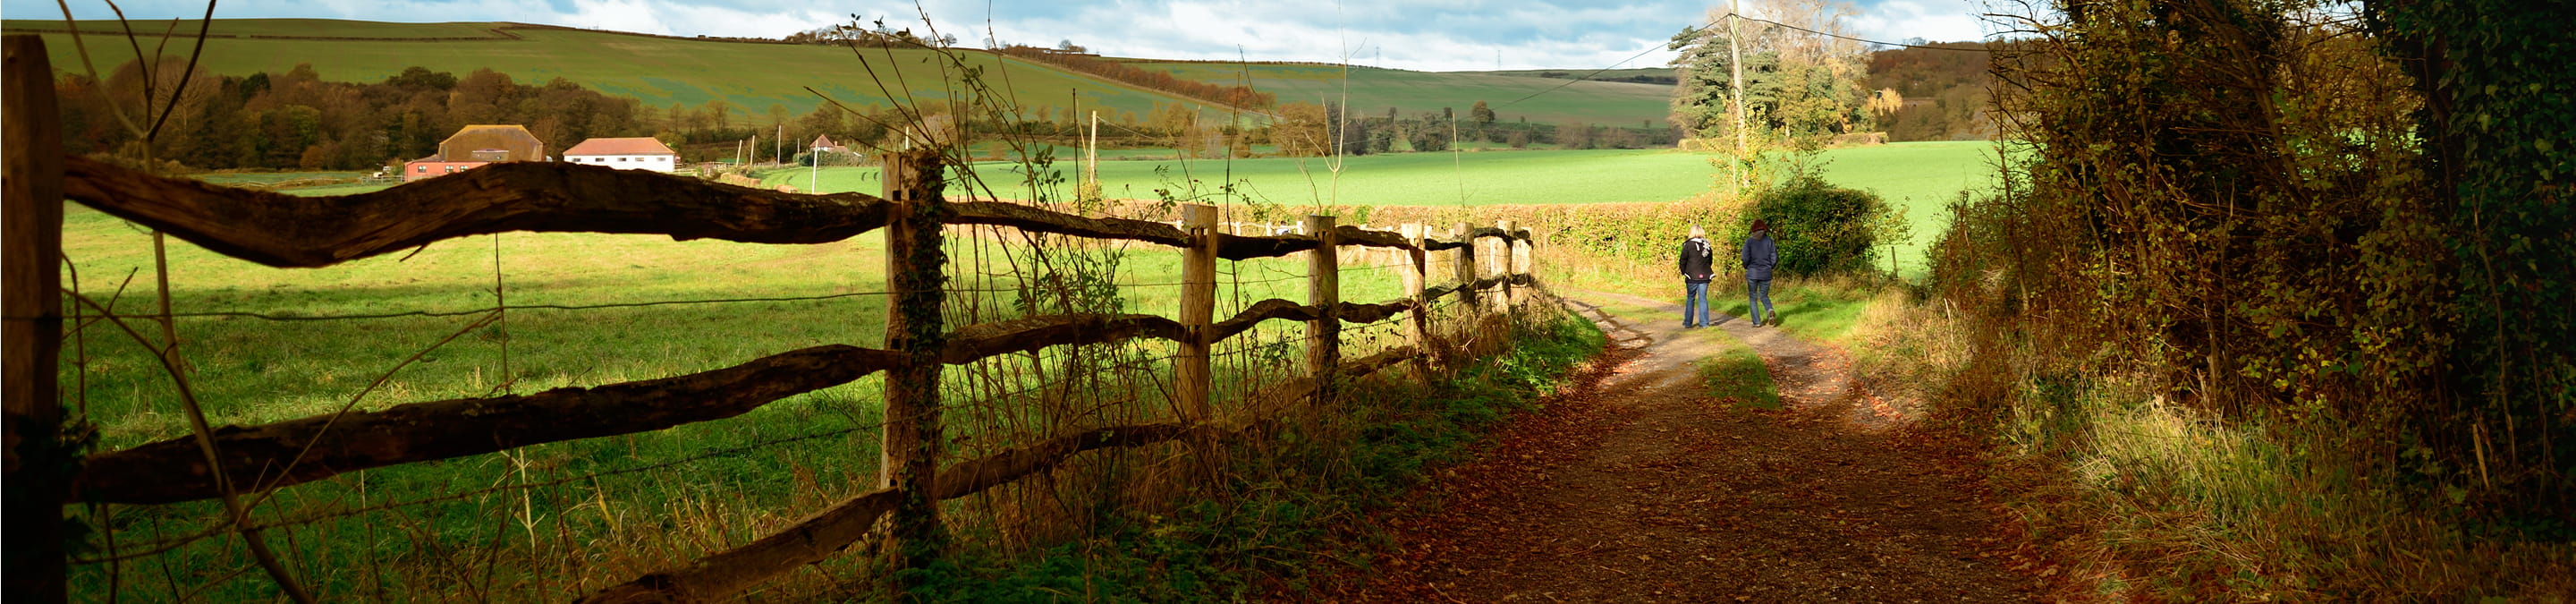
top-left (1751, 219), bottom-right (1768, 233)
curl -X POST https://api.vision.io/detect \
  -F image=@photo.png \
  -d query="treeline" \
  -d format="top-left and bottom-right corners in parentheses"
top-left (1271, 100), bottom-right (1678, 156)
top-left (1943, 0), bottom-right (2572, 566)
top-left (53, 61), bottom-right (944, 171)
top-left (1862, 41), bottom-right (2001, 141)
top-left (994, 45), bottom-right (1276, 111)
top-left (1531, 71), bottom-right (1680, 85)
top-left (779, 21), bottom-right (960, 48)
top-left (55, 62), bottom-right (661, 171)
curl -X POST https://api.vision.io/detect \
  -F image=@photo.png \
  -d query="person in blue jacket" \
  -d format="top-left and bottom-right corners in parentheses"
top-left (1742, 219), bottom-right (1779, 327)
top-left (1678, 225), bottom-right (1715, 328)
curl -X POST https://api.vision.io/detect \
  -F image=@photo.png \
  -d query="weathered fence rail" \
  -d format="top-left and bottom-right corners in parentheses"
top-left (2, 37), bottom-right (1546, 602)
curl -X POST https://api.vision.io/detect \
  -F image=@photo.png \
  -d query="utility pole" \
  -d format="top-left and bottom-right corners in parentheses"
top-left (1729, 0), bottom-right (1748, 196)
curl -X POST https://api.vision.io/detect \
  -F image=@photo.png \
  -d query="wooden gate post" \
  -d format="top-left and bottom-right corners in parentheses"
top-left (3, 35), bottom-right (67, 604)
top-left (1453, 222), bottom-right (1478, 317)
top-left (1501, 220), bottom-right (1525, 309)
top-left (1398, 224), bottom-right (1429, 380)
top-left (1504, 223), bottom-right (1524, 307)
top-left (1176, 204), bottom-right (1218, 421)
top-left (877, 148), bottom-right (949, 589)
top-left (1305, 215), bottom-right (1340, 400)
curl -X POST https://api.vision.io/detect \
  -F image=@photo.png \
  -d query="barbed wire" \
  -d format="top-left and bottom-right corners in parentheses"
top-left (73, 416), bottom-right (891, 565)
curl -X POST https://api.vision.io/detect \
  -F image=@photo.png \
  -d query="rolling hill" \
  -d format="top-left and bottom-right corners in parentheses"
top-left (2, 18), bottom-right (1675, 130)
top-left (1122, 60), bottom-right (1674, 127)
top-left (0, 19), bottom-right (1226, 123)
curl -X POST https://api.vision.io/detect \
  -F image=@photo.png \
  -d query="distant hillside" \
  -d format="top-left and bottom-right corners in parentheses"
top-left (0, 19), bottom-right (1222, 123)
top-left (1118, 60), bottom-right (1675, 129)
top-left (1864, 41), bottom-right (1999, 141)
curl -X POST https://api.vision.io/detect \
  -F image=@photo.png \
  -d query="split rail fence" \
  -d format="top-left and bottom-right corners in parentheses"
top-left (0, 38), bottom-right (1546, 602)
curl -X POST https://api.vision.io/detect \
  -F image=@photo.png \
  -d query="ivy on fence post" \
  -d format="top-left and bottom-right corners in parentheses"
top-left (1400, 224), bottom-right (1431, 381)
top-left (877, 147), bottom-right (949, 596)
top-left (1305, 215), bottom-right (1341, 404)
top-left (1453, 222), bottom-right (1479, 319)
top-left (1501, 220), bottom-right (1524, 309)
top-left (2, 35), bottom-right (68, 604)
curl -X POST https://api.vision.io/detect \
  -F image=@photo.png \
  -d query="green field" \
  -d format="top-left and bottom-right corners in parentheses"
top-left (214, 141), bottom-right (1993, 272)
top-left (6, 19), bottom-right (1661, 130)
top-left (762, 141), bottom-right (2001, 271)
top-left (1123, 60), bottom-right (1674, 126)
top-left (56, 194), bottom-right (1419, 598)
top-left (3, 19), bottom-right (1220, 122)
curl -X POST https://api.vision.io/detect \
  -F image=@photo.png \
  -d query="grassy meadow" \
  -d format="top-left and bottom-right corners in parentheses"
top-left (7, 18), bottom-right (1657, 129)
top-left (3, 19), bottom-right (1218, 123)
top-left (1120, 60), bottom-right (1674, 125)
top-left (56, 185), bottom-right (1421, 600)
top-left (762, 141), bottom-right (1999, 273)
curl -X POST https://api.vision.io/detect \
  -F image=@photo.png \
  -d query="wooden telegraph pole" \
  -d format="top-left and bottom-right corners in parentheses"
top-left (1729, 0), bottom-right (1749, 195)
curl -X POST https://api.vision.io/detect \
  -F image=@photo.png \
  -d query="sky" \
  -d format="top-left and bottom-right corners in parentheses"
top-left (5, 0), bottom-right (1998, 72)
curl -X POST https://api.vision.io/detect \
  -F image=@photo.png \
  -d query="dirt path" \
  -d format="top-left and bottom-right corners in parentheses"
top-left (1319, 289), bottom-right (2047, 602)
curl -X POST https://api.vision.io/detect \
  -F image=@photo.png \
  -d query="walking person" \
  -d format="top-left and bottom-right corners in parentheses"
top-left (1743, 219), bottom-right (1779, 327)
top-left (1679, 225), bottom-right (1716, 328)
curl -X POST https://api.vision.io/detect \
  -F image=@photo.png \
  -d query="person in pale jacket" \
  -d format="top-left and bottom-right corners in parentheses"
top-left (1742, 218), bottom-right (1779, 327)
top-left (1678, 225), bottom-right (1715, 328)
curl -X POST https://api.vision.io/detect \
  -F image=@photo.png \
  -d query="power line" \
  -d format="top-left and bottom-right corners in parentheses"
top-left (1737, 15), bottom-right (1995, 53)
top-left (1497, 13), bottom-right (1722, 108)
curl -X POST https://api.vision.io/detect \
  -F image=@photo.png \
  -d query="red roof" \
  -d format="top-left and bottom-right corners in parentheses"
top-left (563, 137), bottom-right (677, 157)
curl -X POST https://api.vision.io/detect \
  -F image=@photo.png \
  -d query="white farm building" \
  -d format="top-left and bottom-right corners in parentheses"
top-left (563, 137), bottom-right (678, 172)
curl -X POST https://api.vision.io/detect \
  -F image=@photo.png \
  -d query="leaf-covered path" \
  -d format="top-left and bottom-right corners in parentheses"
top-left (1318, 290), bottom-right (2051, 602)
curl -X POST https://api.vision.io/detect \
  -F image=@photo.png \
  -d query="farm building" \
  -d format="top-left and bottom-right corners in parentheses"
top-left (809, 134), bottom-right (849, 154)
top-left (564, 137), bottom-right (680, 172)
top-left (402, 124), bottom-right (547, 182)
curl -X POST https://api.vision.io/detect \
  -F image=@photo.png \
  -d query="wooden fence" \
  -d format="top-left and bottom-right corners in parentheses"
top-left (0, 37), bottom-right (1546, 602)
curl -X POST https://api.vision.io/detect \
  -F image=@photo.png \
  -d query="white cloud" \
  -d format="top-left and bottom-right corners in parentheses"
top-left (1846, 0), bottom-right (1994, 45)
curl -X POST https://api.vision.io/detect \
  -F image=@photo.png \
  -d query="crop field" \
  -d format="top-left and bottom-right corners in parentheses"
top-left (2, 19), bottom-right (1217, 122)
top-left (1122, 60), bottom-right (1674, 125)
top-left (56, 194), bottom-right (1417, 598)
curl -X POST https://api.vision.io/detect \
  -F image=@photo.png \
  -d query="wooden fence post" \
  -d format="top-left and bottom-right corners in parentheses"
top-left (1491, 220), bottom-right (1515, 313)
top-left (1305, 215), bottom-right (1340, 399)
top-left (1177, 204), bottom-right (1217, 421)
top-left (1502, 220), bottom-right (1526, 308)
top-left (1453, 222), bottom-right (1478, 317)
top-left (877, 148), bottom-right (949, 591)
top-left (1399, 224), bottom-right (1430, 380)
top-left (3, 35), bottom-right (66, 604)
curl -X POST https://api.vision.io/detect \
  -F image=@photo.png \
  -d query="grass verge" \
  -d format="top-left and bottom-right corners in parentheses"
top-left (906, 311), bottom-right (1608, 601)
top-left (1839, 282), bottom-right (2576, 600)
top-left (1693, 349), bottom-right (1782, 412)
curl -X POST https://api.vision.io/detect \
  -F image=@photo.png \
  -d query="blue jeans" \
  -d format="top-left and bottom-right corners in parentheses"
top-left (1747, 279), bottom-right (1775, 325)
top-left (1683, 281), bottom-right (1711, 328)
